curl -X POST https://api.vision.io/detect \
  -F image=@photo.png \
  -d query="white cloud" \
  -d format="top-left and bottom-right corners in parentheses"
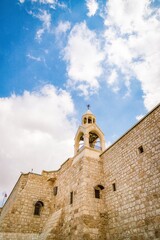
top-left (105, 140), bottom-right (111, 148)
top-left (30, 0), bottom-right (67, 9)
top-left (107, 69), bottom-right (120, 93)
top-left (57, 2), bottom-right (67, 9)
top-left (36, 28), bottom-right (45, 41)
top-left (0, 85), bottom-right (76, 206)
top-left (40, 0), bottom-right (55, 4)
top-left (63, 22), bottom-right (104, 96)
top-left (37, 10), bottom-right (51, 29)
top-left (103, 0), bottom-right (160, 110)
top-left (86, 0), bottom-right (98, 17)
top-left (27, 53), bottom-right (42, 62)
top-left (19, 0), bottom-right (56, 5)
top-left (31, 0), bottom-right (55, 4)
top-left (55, 21), bottom-right (71, 36)
top-left (136, 114), bottom-right (144, 121)
top-left (34, 10), bottom-right (51, 41)
top-left (104, 0), bottom-right (152, 34)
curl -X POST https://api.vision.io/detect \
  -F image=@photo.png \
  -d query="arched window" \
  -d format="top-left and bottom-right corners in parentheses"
top-left (34, 201), bottom-right (44, 216)
top-left (83, 117), bottom-right (87, 124)
top-left (94, 185), bottom-right (104, 199)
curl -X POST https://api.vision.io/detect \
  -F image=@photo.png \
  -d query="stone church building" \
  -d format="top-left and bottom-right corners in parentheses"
top-left (0, 104), bottom-right (160, 240)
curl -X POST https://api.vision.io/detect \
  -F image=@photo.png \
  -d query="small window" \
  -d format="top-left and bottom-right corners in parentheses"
top-left (94, 185), bottom-right (104, 199)
top-left (95, 189), bottom-right (100, 199)
top-left (70, 192), bottom-right (73, 204)
top-left (112, 183), bottom-right (116, 191)
top-left (34, 201), bottom-right (44, 216)
top-left (138, 146), bottom-right (144, 153)
top-left (53, 186), bottom-right (58, 196)
top-left (84, 117), bottom-right (87, 124)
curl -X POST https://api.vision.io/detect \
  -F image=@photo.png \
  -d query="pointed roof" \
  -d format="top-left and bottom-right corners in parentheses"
top-left (82, 109), bottom-right (95, 116)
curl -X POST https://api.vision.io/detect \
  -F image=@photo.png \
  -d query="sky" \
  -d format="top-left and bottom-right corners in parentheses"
top-left (0, 0), bottom-right (160, 206)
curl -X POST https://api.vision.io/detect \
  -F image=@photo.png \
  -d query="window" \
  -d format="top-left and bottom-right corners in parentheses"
top-left (34, 201), bottom-right (44, 216)
top-left (53, 186), bottom-right (58, 196)
top-left (138, 145), bottom-right (144, 153)
top-left (83, 117), bottom-right (87, 124)
top-left (95, 189), bottom-right (100, 199)
top-left (112, 183), bottom-right (116, 191)
top-left (70, 192), bottom-right (73, 204)
top-left (88, 117), bottom-right (92, 124)
top-left (94, 185), bottom-right (104, 199)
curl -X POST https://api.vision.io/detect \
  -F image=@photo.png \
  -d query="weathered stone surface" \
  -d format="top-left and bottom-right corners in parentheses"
top-left (101, 104), bottom-right (160, 239)
top-left (0, 104), bottom-right (159, 240)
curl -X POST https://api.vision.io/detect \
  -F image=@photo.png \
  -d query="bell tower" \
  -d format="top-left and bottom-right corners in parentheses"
top-left (74, 107), bottom-right (105, 156)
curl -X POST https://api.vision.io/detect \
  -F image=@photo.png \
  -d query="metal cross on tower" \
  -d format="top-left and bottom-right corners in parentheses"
top-left (87, 104), bottom-right (90, 110)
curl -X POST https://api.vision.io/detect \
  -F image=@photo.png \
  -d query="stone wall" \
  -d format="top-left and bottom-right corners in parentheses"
top-left (101, 104), bottom-right (160, 240)
top-left (0, 149), bottom-right (106, 239)
top-left (0, 104), bottom-right (159, 240)
top-left (0, 233), bottom-right (39, 240)
top-left (41, 153), bottom-right (106, 239)
top-left (0, 173), bottom-right (53, 234)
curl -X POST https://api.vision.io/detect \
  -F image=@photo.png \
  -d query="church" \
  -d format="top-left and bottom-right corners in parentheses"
top-left (0, 104), bottom-right (160, 240)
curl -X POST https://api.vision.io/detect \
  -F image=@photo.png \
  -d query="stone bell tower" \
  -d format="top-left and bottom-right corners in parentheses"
top-left (74, 107), bottom-right (105, 157)
top-left (71, 107), bottom-right (107, 239)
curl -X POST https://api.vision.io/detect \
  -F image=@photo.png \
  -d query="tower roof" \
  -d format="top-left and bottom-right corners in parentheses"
top-left (83, 109), bottom-right (94, 116)
top-left (82, 104), bottom-right (95, 117)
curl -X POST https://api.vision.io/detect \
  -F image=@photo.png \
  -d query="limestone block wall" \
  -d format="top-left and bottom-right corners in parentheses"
top-left (0, 174), bottom-right (28, 222)
top-left (101, 105), bottom-right (160, 240)
top-left (42, 157), bottom-right (86, 239)
top-left (0, 173), bottom-right (54, 234)
top-left (1, 105), bottom-right (159, 240)
top-left (0, 233), bottom-right (39, 240)
top-left (77, 156), bottom-right (108, 239)
top-left (40, 152), bottom-right (107, 239)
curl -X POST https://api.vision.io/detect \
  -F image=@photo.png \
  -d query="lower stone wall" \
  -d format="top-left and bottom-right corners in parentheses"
top-left (0, 233), bottom-right (39, 240)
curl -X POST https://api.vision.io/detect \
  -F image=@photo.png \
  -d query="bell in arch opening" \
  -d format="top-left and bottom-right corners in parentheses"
top-left (89, 132), bottom-right (101, 150)
top-left (74, 107), bottom-right (105, 155)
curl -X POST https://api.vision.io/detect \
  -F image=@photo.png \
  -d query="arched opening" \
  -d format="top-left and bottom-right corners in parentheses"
top-left (89, 132), bottom-right (101, 150)
top-left (34, 201), bottom-right (44, 216)
top-left (78, 133), bottom-right (84, 151)
top-left (83, 117), bottom-right (87, 124)
top-left (88, 117), bottom-right (92, 124)
top-left (94, 185), bottom-right (104, 199)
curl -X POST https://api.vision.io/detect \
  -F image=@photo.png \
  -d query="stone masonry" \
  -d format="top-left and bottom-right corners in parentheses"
top-left (101, 104), bottom-right (160, 240)
top-left (0, 104), bottom-right (159, 240)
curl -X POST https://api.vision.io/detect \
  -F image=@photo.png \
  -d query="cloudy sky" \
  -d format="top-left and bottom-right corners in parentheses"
top-left (0, 0), bottom-right (160, 206)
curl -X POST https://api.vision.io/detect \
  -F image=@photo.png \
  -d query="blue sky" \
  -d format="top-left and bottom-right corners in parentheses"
top-left (0, 0), bottom-right (160, 205)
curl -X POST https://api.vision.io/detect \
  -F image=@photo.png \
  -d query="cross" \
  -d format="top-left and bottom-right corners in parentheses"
top-left (87, 104), bottom-right (90, 110)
